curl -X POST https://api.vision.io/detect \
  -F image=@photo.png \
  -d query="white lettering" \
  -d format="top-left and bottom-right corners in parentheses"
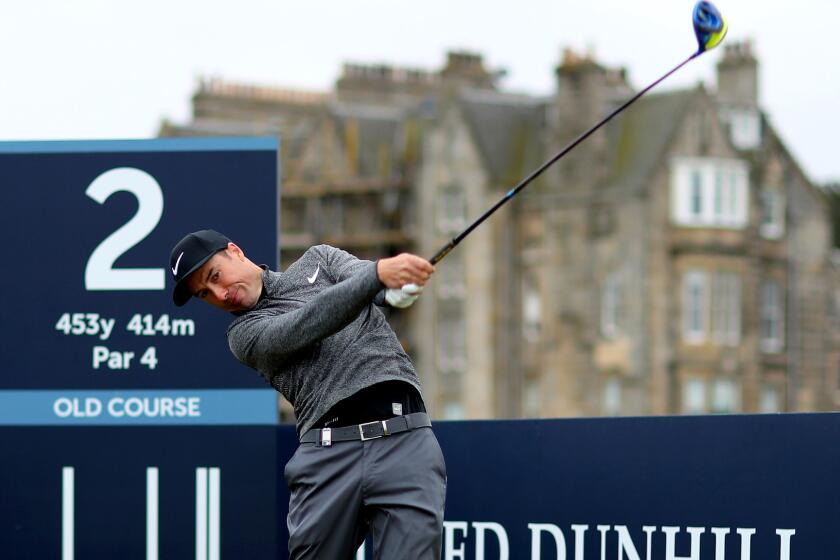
top-left (473, 522), bottom-right (508, 560)
top-left (529, 523), bottom-right (566, 560)
top-left (776, 529), bottom-right (795, 560)
top-left (92, 346), bottom-right (135, 370)
top-left (92, 346), bottom-right (109, 369)
top-left (598, 525), bottom-right (610, 560)
top-left (54, 398), bottom-right (73, 418)
top-left (615, 525), bottom-right (655, 560)
top-left (109, 398), bottom-right (125, 417)
top-left (444, 521), bottom-right (468, 560)
top-left (642, 527), bottom-right (656, 560)
top-left (737, 528), bottom-right (756, 560)
top-left (53, 398), bottom-right (102, 418)
top-left (99, 317), bottom-right (115, 340)
top-left (662, 526), bottom-right (705, 560)
top-left (571, 524), bottom-right (589, 560)
top-left (125, 398), bottom-right (144, 417)
top-left (105, 396), bottom-right (201, 418)
top-left (711, 527), bottom-right (730, 560)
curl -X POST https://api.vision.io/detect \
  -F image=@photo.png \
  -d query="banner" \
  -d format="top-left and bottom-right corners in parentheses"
top-left (2, 413), bottom-right (837, 558)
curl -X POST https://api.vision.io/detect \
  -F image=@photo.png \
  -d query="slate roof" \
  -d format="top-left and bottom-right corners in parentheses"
top-left (458, 89), bottom-right (548, 185)
top-left (601, 88), bottom-right (697, 190)
top-left (330, 103), bottom-right (404, 177)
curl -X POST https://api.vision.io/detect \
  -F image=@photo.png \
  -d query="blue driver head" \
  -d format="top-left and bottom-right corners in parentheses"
top-left (693, 1), bottom-right (728, 54)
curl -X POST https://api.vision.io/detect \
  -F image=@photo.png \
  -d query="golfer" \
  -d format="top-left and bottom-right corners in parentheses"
top-left (169, 229), bottom-right (447, 559)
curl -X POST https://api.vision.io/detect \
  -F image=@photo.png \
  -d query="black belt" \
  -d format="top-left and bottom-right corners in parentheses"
top-left (300, 412), bottom-right (431, 446)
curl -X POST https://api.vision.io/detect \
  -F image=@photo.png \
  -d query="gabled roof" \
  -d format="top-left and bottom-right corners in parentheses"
top-left (330, 103), bottom-right (404, 178)
top-left (457, 88), bottom-right (547, 185)
top-left (602, 88), bottom-right (697, 190)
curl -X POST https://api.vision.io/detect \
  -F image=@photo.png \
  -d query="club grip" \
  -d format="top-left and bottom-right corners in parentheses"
top-left (429, 240), bottom-right (456, 265)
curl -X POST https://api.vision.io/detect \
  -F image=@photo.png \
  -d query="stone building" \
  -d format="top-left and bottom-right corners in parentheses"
top-left (160, 42), bottom-right (840, 420)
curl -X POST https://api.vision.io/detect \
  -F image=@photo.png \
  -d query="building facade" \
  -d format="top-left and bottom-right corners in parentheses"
top-left (160, 43), bottom-right (840, 420)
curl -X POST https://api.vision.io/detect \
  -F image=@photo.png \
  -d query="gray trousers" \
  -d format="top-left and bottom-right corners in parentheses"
top-left (284, 426), bottom-right (447, 560)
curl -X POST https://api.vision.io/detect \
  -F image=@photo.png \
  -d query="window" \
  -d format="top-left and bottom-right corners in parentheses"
top-left (438, 304), bottom-right (466, 372)
top-left (760, 385), bottom-right (781, 413)
top-left (682, 271), bottom-right (707, 344)
top-left (690, 171), bottom-right (704, 217)
top-left (712, 272), bottom-right (741, 345)
top-left (683, 378), bottom-right (706, 414)
top-left (437, 185), bottom-right (466, 233)
top-left (442, 401), bottom-right (465, 420)
top-left (322, 196), bottom-right (345, 236)
top-left (601, 272), bottom-right (624, 339)
top-left (523, 378), bottom-right (541, 417)
top-left (760, 279), bottom-right (784, 353)
top-left (280, 198), bottom-right (307, 233)
top-left (438, 249), bottom-right (465, 299)
top-left (726, 108), bottom-right (762, 150)
top-left (671, 158), bottom-right (749, 228)
top-left (760, 190), bottom-right (785, 239)
top-left (603, 378), bottom-right (622, 416)
top-left (711, 378), bottom-right (741, 413)
top-left (522, 276), bottom-right (541, 343)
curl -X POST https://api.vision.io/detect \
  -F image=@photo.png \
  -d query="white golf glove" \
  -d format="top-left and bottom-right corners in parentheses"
top-left (385, 283), bottom-right (423, 309)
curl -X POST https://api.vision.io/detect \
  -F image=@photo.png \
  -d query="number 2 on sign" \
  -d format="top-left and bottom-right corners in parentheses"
top-left (84, 167), bottom-right (165, 291)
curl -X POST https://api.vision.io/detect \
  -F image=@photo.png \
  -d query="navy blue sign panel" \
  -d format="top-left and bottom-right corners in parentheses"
top-left (0, 138), bottom-right (278, 425)
top-left (0, 426), bottom-right (280, 559)
top-left (430, 413), bottom-right (828, 560)
top-left (1, 413), bottom-right (837, 558)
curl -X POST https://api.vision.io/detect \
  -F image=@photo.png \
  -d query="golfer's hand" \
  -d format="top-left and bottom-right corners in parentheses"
top-left (377, 254), bottom-right (435, 289)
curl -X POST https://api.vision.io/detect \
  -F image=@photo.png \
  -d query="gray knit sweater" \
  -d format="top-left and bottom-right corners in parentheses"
top-left (226, 245), bottom-right (421, 436)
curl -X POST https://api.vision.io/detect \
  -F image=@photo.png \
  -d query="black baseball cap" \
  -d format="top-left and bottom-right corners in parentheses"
top-left (169, 229), bottom-right (231, 306)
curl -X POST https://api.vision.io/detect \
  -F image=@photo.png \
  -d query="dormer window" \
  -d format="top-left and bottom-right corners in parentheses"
top-left (760, 189), bottom-right (785, 239)
top-left (671, 158), bottom-right (749, 229)
top-left (721, 107), bottom-right (762, 150)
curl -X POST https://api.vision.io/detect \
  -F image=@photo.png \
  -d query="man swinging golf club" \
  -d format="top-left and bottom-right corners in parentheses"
top-left (166, 3), bottom-right (728, 557)
top-left (169, 230), bottom-right (446, 559)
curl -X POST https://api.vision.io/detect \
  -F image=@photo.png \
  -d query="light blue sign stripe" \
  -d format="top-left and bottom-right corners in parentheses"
top-left (0, 390), bottom-right (277, 425)
top-left (0, 136), bottom-right (277, 153)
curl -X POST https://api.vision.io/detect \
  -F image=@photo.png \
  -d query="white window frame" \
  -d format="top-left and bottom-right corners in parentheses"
top-left (711, 378), bottom-right (741, 413)
top-left (523, 378), bottom-right (541, 417)
top-left (683, 378), bottom-right (706, 414)
top-left (760, 384), bottom-right (781, 413)
top-left (760, 190), bottom-right (785, 239)
top-left (725, 107), bottom-right (762, 151)
top-left (442, 401), bottom-right (466, 420)
top-left (682, 270), bottom-right (708, 344)
top-left (521, 276), bottom-right (542, 343)
top-left (760, 279), bottom-right (785, 353)
top-left (601, 272), bottom-right (623, 339)
top-left (603, 378), bottom-right (622, 416)
top-left (437, 185), bottom-right (467, 233)
top-left (438, 249), bottom-right (465, 300)
top-left (712, 271), bottom-right (741, 346)
top-left (671, 158), bottom-right (749, 229)
top-left (437, 305), bottom-right (466, 372)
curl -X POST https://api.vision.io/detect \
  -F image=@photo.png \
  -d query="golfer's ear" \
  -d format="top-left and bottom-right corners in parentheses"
top-left (227, 242), bottom-right (245, 260)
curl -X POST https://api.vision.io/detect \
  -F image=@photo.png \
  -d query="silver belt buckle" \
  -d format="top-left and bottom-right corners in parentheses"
top-left (320, 427), bottom-right (332, 447)
top-left (359, 420), bottom-right (390, 441)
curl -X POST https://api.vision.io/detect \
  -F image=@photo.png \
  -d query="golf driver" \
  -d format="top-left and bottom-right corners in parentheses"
top-left (429, 0), bottom-right (728, 265)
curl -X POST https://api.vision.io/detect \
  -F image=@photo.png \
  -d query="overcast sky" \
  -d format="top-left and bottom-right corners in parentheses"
top-left (2, 0), bottom-right (837, 183)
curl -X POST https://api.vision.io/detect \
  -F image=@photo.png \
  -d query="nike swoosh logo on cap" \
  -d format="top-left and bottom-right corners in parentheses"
top-left (172, 252), bottom-right (185, 276)
top-left (307, 265), bottom-right (320, 284)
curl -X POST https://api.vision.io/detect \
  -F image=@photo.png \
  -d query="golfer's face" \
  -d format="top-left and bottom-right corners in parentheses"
top-left (186, 247), bottom-right (261, 312)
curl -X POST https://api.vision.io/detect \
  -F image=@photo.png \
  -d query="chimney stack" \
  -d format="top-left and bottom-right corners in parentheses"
top-left (716, 40), bottom-right (759, 108)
